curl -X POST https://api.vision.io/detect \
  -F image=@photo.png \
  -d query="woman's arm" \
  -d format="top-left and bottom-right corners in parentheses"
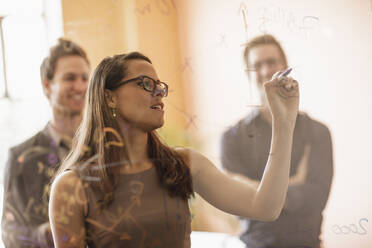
top-left (181, 71), bottom-right (299, 221)
top-left (49, 171), bottom-right (87, 248)
top-left (179, 122), bottom-right (293, 221)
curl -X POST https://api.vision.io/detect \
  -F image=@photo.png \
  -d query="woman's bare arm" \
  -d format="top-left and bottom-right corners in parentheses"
top-left (49, 171), bottom-right (87, 248)
top-left (178, 121), bottom-right (294, 221)
top-left (180, 71), bottom-right (299, 221)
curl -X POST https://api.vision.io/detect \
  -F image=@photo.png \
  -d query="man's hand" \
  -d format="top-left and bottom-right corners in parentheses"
top-left (289, 144), bottom-right (310, 186)
top-left (283, 144), bottom-right (311, 209)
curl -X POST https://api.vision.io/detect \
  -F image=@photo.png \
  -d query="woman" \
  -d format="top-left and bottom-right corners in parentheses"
top-left (49, 52), bottom-right (299, 247)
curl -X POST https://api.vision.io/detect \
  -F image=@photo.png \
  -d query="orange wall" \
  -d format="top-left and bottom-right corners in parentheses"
top-left (61, 0), bottom-right (193, 145)
top-left (61, 0), bottom-right (128, 66)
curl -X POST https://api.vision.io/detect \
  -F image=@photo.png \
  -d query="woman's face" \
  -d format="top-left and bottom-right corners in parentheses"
top-left (112, 59), bottom-right (165, 131)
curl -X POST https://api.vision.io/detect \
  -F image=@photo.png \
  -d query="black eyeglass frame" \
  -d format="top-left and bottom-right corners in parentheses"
top-left (113, 75), bottom-right (169, 97)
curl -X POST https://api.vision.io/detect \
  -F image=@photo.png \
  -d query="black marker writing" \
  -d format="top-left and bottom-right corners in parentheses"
top-left (135, 0), bottom-right (176, 16)
top-left (238, 2), bottom-right (249, 42)
top-left (332, 218), bottom-right (368, 235)
top-left (180, 57), bottom-right (193, 73)
top-left (218, 34), bottom-right (228, 47)
top-left (300, 16), bottom-right (320, 38)
top-left (135, 3), bottom-right (151, 15)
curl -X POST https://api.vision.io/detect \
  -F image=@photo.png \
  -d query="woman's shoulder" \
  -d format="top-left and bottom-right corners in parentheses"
top-left (173, 146), bottom-right (214, 176)
top-left (50, 169), bottom-right (89, 214)
top-left (51, 169), bottom-right (83, 194)
top-left (174, 146), bottom-right (190, 156)
top-left (174, 146), bottom-right (199, 162)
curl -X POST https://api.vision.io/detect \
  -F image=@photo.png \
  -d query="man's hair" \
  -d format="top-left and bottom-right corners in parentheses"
top-left (40, 38), bottom-right (90, 81)
top-left (243, 34), bottom-right (288, 68)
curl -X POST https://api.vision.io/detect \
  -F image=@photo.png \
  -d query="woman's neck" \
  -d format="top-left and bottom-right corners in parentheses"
top-left (118, 121), bottom-right (150, 167)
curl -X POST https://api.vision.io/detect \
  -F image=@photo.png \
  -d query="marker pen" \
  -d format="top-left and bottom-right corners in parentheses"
top-left (278, 67), bottom-right (292, 81)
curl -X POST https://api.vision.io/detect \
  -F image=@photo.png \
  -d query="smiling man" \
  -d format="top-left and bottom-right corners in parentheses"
top-left (1, 38), bottom-right (90, 247)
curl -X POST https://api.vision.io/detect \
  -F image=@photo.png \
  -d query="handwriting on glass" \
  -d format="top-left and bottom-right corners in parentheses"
top-left (332, 218), bottom-right (368, 235)
top-left (257, 4), bottom-right (320, 37)
top-left (238, 2), bottom-right (249, 42)
top-left (135, 0), bottom-right (176, 16)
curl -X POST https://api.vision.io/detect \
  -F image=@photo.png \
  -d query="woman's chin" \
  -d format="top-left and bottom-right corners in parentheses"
top-left (151, 120), bottom-right (165, 130)
top-left (141, 119), bottom-right (164, 132)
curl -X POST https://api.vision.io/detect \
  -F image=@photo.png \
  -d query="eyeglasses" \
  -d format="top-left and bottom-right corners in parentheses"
top-left (115, 75), bottom-right (168, 97)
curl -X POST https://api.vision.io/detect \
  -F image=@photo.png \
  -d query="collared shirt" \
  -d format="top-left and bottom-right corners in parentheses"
top-left (46, 122), bottom-right (70, 162)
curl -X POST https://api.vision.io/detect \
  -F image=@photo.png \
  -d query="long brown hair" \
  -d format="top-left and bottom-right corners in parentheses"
top-left (57, 52), bottom-right (193, 207)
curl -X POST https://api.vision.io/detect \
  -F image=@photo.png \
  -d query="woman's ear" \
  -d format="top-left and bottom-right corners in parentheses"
top-left (104, 90), bottom-right (116, 108)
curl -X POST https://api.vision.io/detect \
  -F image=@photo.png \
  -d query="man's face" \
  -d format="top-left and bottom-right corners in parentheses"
top-left (247, 44), bottom-right (287, 87)
top-left (45, 55), bottom-right (90, 115)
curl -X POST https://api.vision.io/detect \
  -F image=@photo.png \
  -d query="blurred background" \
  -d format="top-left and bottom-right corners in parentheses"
top-left (0, 0), bottom-right (371, 247)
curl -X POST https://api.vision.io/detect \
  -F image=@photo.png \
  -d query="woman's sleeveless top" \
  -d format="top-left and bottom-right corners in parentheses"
top-left (81, 166), bottom-right (191, 248)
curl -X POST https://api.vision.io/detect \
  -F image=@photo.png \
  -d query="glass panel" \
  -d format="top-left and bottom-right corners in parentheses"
top-left (2, 15), bottom-right (48, 99)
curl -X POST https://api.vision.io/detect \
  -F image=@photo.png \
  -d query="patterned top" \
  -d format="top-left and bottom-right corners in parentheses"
top-left (79, 166), bottom-right (191, 248)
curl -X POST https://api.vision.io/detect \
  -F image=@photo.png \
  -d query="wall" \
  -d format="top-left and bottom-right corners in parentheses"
top-left (61, 0), bottom-right (196, 146)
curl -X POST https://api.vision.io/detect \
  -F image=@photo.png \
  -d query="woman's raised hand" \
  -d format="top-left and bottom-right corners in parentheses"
top-left (264, 69), bottom-right (299, 125)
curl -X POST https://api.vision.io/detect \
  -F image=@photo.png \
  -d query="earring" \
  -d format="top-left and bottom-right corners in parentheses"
top-left (112, 108), bottom-right (117, 118)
